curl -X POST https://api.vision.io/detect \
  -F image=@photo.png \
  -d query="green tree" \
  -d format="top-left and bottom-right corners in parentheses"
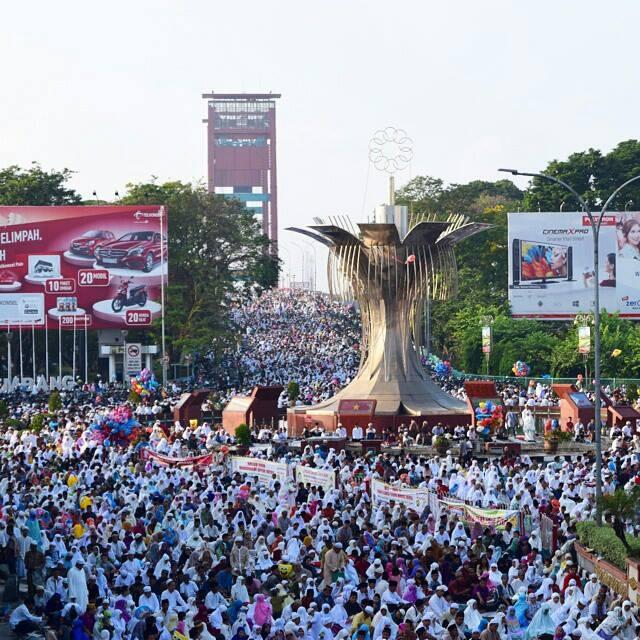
top-left (120, 180), bottom-right (279, 358)
top-left (523, 140), bottom-right (640, 211)
top-left (0, 163), bottom-right (81, 205)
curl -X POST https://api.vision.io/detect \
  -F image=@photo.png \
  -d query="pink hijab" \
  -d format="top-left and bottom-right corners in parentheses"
top-left (253, 594), bottom-right (272, 626)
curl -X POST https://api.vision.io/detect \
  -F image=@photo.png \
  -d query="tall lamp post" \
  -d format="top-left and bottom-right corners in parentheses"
top-left (499, 168), bottom-right (640, 525)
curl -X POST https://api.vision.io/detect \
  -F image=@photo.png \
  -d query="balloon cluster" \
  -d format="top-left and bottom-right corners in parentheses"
top-left (90, 405), bottom-right (141, 447)
top-left (474, 400), bottom-right (504, 430)
top-left (512, 360), bottom-right (530, 377)
top-left (130, 368), bottom-right (160, 397)
top-left (434, 360), bottom-right (452, 377)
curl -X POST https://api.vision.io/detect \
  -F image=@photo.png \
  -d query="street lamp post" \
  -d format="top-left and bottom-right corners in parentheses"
top-left (499, 168), bottom-right (640, 526)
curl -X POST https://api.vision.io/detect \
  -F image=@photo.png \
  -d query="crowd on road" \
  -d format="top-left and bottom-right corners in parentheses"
top-left (1, 384), bottom-right (640, 640)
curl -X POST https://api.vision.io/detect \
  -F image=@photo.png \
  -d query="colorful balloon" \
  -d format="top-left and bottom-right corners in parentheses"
top-left (512, 361), bottom-right (530, 377)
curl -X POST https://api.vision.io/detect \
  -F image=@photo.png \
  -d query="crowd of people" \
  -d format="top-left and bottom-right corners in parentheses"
top-left (2, 287), bottom-right (640, 640)
top-left (0, 381), bottom-right (639, 640)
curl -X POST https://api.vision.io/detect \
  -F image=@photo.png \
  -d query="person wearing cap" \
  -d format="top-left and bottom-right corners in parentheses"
top-left (139, 584), bottom-right (160, 612)
top-left (428, 585), bottom-right (449, 619)
top-left (479, 616), bottom-right (501, 640)
top-left (351, 606), bottom-right (374, 633)
top-left (322, 541), bottom-right (347, 587)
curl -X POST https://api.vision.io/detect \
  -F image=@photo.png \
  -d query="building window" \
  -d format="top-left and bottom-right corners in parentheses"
top-left (215, 136), bottom-right (268, 147)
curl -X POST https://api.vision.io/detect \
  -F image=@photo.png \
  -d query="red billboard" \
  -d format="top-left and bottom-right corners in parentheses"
top-left (0, 206), bottom-right (167, 329)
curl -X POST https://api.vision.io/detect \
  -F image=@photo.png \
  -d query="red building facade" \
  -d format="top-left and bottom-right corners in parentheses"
top-left (202, 92), bottom-right (280, 248)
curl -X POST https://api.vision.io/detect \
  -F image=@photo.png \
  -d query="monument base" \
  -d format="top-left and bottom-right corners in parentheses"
top-left (287, 405), bottom-right (471, 437)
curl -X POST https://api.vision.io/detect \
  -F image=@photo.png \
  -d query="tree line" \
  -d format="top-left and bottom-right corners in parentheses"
top-left (3, 138), bottom-right (640, 377)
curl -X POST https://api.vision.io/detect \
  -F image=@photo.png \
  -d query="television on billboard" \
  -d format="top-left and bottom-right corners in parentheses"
top-left (0, 206), bottom-right (167, 329)
top-left (508, 212), bottom-right (640, 319)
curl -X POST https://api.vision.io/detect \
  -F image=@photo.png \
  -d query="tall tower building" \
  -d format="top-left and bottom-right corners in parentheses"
top-left (202, 92), bottom-right (281, 249)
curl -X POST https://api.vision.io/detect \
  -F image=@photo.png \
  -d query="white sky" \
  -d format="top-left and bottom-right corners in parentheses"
top-left (1, 0), bottom-right (639, 290)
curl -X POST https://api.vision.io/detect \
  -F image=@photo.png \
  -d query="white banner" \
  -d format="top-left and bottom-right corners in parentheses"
top-left (370, 478), bottom-right (429, 511)
top-left (125, 343), bottom-right (142, 376)
top-left (295, 465), bottom-right (335, 491)
top-left (508, 212), bottom-right (630, 318)
top-left (231, 456), bottom-right (289, 485)
top-left (0, 293), bottom-right (45, 325)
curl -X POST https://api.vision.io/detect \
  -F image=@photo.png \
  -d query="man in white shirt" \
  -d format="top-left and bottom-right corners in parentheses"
top-left (160, 580), bottom-right (188, 612)
top-left (9, 600), bottom-right (42, 635)
top-left (352, 425), bottom-right (363, 441)
top-left (139, 585), bottom-right (160, 612)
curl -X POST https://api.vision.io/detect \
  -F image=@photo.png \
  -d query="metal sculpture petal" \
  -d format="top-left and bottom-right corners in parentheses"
top-left (286, 213), bottom-right (490, 415)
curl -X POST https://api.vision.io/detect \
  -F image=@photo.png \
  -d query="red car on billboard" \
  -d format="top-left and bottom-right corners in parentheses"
top-left (69, 230), bottom-right (116, 257)
top-left (95, 231), bottom-right (167, 272)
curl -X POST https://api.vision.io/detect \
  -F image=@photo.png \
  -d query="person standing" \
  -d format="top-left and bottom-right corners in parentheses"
top-left (24, 542), bottom-right (45, 598)
top-left (322, 541), bottom-right (347, 586)
top-left (67, 559), bottom-right (89, 613)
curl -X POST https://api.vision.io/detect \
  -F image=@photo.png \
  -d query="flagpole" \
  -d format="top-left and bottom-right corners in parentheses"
top-left (58, 319), bottom-right (62, 379)
top-left (45, 318), bottom-right (49, 383)
top-left (72, 316), bottom-right (76, 382)
top-left (31, 320), bottom-right (36, 380)
top-left (84, 319), bottom-right (88, 384)
top-left (19, 322), bottom-right (23, 380)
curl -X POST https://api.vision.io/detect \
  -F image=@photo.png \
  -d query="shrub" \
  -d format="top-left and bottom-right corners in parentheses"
top-left (48, 391), bottom-right (62, 413)
top-left (235, 423), bottom-right (251, 446)
top-left (0, 399), bottom-right (8, 419)
top-left (30, 413), bottom-right (47, 433)
top-left (287, 381), bottom-right (300, 402)
top-left (576, 521), bottom-right (640, 570)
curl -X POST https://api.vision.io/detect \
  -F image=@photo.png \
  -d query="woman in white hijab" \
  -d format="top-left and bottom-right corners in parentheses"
top-left (535, 577), bottom-right (554, 600)
top-left (451, 522), bottom-right (467, 544)
top-left (525, 603), bottom-right (557, 640)
top-left (328, 596), bottom-right (348, 629)
top-left (595, 607), bottom-right (625, 640)
top-left (232, 576), bottom-right (250, 603)
top-left (255, 549), bottom-right (273, 571)
top-left (487, 562), bottom-right (502, 587)
top-left (464, 599), bottom-right (483, 633)
top-left (153, 553), bottom-right (171, 579)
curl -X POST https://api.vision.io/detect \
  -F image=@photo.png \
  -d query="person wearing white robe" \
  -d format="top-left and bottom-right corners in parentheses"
top-left (67, 560), bottom-right (89, 613)
top-left (463, 600), bottom-right (483, 633)
top-left (522, 409), bottom-right (536, 442)
top-left (583, 575), bottom-right (600, 601)
top-left (139, 586), bottom-right (160, 612)
top-left (232, 577), bottom-right (250, 604)
top-left (428, 586), bottom-right (449, 620)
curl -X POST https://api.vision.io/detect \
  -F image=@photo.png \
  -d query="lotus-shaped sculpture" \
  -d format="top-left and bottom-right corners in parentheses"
top-left (288, 214), bottom-right (491, 415)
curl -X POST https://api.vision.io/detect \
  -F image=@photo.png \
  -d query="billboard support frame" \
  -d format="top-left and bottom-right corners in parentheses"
top-left (160, 206), bottom-right (167, 388)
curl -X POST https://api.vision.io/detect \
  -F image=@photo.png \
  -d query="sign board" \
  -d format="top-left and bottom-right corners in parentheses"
top-left (295, 465), bottom-right (336, 491)
top-left (578, 325), bottom-right (591, 354)
top-left (125, 343), bottom-right (142, 376)
top-left (508, 211), bottom-right (640, 318)
top-left (0, 205), bottom-right (168, 328)
top-left (370, 478), bottom-right (429, 511)
top-left (481, 325), bottom-right (492, 354)
top-left (230, 456), bottom-right (289, 485)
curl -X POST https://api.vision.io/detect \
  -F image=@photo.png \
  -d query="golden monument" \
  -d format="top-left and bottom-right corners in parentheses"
top-left (287, 129), bottom-right (490, 430)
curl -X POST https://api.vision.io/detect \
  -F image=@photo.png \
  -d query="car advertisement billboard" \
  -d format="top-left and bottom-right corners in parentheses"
top-left (0, 205), bottom-right (167, 328)
top-left (508, 211), bottom-right (640, 319)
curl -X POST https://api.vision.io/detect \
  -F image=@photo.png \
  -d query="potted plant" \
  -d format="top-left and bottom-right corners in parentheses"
top-left (432, 435), bottom-right (450, 456)
top-left (543, 430), bottom-right (559, 453)
top-left (234, 423), bottom-right (252, 453)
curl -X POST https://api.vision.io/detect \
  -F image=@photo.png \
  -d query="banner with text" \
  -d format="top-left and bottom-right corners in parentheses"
top-left (371, 478), bottom-right (429, 511)
top-left (230, 456), bottom-right (289, 485)
top-left (295, 465), bottom-right (336, 491)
